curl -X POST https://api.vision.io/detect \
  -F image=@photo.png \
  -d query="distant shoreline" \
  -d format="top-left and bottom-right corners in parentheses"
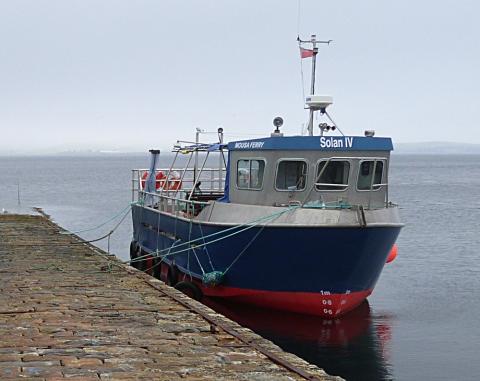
top-left (1, 142), bottom-right (480, 156)
top-left (394, 142), bottom-right (480, 155)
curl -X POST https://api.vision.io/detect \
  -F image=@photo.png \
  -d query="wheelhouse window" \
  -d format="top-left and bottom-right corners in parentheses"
top-left (275, 160), bottom-right (307, 191)
top-left (237, 159), bottom-right (265, 190)
top-left (357, 160), bottom-right (385, 190)
top-left (316, 160), bottom-right (350, 191)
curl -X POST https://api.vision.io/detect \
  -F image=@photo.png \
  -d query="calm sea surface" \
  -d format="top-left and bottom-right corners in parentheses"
top-left (1, 154), bottom-right (479, 381)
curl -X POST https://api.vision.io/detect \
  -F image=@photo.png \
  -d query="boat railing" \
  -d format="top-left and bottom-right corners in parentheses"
top-left (313, 183), bottom-right (348, 188)
top-left (131, 167), bottom-right (225, 207)
top-left (136, 189), bottom-right (211, 217)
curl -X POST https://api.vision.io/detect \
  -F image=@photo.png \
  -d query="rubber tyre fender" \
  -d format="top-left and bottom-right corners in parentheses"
top-left (168, 265), bottom-right (179, 287)
top-left (129, 241), bottom-right (140, 269)
top-left (129, 240), bottom-right (138, 258)
top-left (174, 281), bottom-right (203, 301)
top-left (152, 257), bottom-right (162, 279)
top-left (136, 248), bottom-right (148, 272)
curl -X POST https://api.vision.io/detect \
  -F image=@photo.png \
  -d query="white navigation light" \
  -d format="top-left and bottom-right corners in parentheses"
top-left (305, 95), bottom-right (333, 111)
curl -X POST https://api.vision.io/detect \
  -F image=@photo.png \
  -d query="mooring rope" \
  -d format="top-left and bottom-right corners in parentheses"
top-left (61, 202), bottom-right (138, 235)
top-left (198, 222), bottom-right (215, 272)
top-left (69, 207), bottom-right (132, 252)
top-left (223, 219), bottom-right (268, 276)
top-left (126, 205), bottom-right (299, 265)
top-left (126, 205), bottom-right (300, 266)
top-left (16, 204), bottom-right (134, 248)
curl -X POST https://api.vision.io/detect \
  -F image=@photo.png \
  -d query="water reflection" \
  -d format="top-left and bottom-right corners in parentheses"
top-left (204, 299), bottom-right (392, 381)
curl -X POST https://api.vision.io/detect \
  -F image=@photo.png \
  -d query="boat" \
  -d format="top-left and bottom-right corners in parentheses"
top-left (129, 35), bottom-right (403, 317)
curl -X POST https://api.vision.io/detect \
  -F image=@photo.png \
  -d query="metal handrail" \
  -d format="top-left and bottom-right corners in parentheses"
top-left (131, 166), bottom-right (225, 217)
top-left (139, 190), bottom-right (211, 217)
top-left (314, 182), bottom-right (348, 187)
top-left (132, 168), bottom-right (226, 191)
top-left (159, 151), bottom-right (180, 198)
top-left (140, 190), bottom-right (210, 206)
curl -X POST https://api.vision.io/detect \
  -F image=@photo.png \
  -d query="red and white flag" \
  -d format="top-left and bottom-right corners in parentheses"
top-left (300, 47), bottom-right (314, 59)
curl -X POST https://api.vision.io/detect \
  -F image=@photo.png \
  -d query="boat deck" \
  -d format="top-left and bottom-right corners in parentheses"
top-left (0, 214), bottom-right (339, 381)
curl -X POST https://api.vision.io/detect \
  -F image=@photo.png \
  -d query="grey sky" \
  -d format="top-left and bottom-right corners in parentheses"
top-left (1, 0), bottom-right (478, 153)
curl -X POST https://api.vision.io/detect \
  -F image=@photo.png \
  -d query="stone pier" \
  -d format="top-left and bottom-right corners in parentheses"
top-left (0, 214), bottom-right (340, 380)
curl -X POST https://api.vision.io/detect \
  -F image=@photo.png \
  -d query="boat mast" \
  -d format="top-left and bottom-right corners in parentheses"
top-left (298, 35), bottom-right (331, 136)
top-left (307, 35), bottom-right (318, 136)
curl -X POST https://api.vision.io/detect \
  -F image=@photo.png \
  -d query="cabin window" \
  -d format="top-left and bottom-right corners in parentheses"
top-left (275, 160), bottom-right (307, 191)
top-left (315, 160), bottom-right (350, 191)
top-left (357, 160), bottom-right (385, 190)
top-left (237, 159), bottom-right (265, 190)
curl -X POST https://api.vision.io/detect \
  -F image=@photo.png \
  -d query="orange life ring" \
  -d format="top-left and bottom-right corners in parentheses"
top-left (141, 171), bottom-right (167, 190)
top-left (165, 171), bottom-right (182, 191)
top-left (168, 178), bottom-right (182, 191)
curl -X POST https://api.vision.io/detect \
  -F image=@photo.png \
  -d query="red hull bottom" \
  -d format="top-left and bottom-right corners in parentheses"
top-left (159, 264), bottom-right (372, 318)
top-left (201, 285), bottom-right (373, 318)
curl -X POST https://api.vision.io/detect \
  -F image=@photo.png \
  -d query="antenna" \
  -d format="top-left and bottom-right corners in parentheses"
top-left (298, 35), bottom-right (332, 136)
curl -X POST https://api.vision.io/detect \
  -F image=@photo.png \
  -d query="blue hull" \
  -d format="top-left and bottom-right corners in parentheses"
top-left (132, 205), bottom-right (401, 295)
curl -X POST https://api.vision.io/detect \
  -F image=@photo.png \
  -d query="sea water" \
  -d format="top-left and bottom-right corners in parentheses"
top-left (0, 154), bottom-right (479, 381)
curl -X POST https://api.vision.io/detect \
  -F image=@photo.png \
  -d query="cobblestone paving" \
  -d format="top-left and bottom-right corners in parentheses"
top-left (0, 215), bottom-right (341, 381)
